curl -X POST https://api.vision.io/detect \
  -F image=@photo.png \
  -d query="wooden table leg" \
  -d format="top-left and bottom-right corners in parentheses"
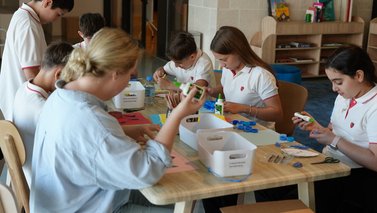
top-left (298, 182), bottom-right (315, 212)
top-left (174, 200), bottom-right (194, 213)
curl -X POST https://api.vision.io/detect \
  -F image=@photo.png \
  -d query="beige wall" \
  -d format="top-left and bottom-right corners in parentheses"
top-left (188, 0), bottom-right (373, 66)
top-left (52, 0), bottom-right (103, 36)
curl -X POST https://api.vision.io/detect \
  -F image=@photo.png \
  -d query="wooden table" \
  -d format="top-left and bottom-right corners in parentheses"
top-left (138, 97), bottom-right (351, 213)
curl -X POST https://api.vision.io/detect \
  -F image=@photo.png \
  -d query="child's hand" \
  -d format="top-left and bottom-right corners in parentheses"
top-left (153, 67), bottom-right (166, 82)
top-left (223, 101), bottom-right (243, 114)
top-left (292, 111), bottom-right (321, 131)
top-left (309, 127), bottom-right (335, 146)
top-left (122, 124), bottom-right (161, 143)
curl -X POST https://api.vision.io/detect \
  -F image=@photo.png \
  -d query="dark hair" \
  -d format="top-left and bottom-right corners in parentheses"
top-left (167, 31), bottom-right (197, 61)
top-left (34, 0), bottom-right (74, 12)
top-left (41, 41), bottom-right (74, 70)
top-left (210, 26), bottom-right (273, 74)
top-left (79, 13), bottom-right (105, 38)
top-left (325, 45), bottom-right (377, 84)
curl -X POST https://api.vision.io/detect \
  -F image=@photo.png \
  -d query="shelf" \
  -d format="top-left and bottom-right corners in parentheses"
top-left (276, 47), bottom-right (319, 51)
top-left (251, 16), bottom-right (364, 79)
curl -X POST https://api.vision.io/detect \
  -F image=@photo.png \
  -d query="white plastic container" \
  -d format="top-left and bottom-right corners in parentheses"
top-left (113, 81), bottom-right (145, 110)
top-left (179, 113), bottom-right (233, 150)
top-left (198, 131), bottom-right (257, 177)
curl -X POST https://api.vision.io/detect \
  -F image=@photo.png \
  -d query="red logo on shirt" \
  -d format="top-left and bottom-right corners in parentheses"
top-left (350, 122), bottom-right (354, 128)
top-left (240, 86), bottom-right (244, 91)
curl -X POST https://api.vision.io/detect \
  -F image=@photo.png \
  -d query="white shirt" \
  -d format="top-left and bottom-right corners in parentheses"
top-left (13, 80), bottom-right (48, 187)
top-left (72, 41), bottom-right (87, 49)
top-left (0, 3), bottom-right (47, 120)
top-left (324, 85), bottom-right (377, 168)
top-left (163, 50), bottom-right (215, 87)
top-left (221, 66), bottom-right (278, 129)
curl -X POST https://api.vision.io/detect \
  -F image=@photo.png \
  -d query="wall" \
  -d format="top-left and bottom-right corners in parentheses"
top-left (188, 0), bottom-right (373, 66)
top-left (52, 0), bottom-right (103, 36)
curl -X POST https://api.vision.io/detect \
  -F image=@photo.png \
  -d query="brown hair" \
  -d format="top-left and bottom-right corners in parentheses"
top-left (210, 26), bottom-right (274, 74)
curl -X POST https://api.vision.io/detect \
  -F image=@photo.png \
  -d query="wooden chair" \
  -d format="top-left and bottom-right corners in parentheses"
top-left (0, 120), bottom-right (29, 213)
top-left (220, 199), bottom-right (314, 213)
top-left (0, 183), bottom-right (19, 213)
top-left (275, 80), bottom-right (308, 136)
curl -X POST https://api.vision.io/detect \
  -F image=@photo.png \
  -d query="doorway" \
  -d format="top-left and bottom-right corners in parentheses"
top-left (103, 0), bottom-right (188, 59)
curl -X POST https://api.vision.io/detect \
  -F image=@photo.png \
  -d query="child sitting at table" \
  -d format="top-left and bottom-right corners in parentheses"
top-left (202, 25), bottom-right (283, 213)
top-left (207, 26), bottom-right (283, 129)
top-left (153, 31), bottom-right (215, 90)
top-left (30, 28), bottom-right (206, 213)
top-left (73, 12), bottom-right (105, 49)
top-left (13, 41), bottom-right (73, 187)
top-left (293, 45), bottom-right (377, 213)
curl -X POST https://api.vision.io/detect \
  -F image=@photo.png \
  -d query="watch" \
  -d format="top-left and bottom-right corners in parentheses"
top-left (329, 136), bottom-right (341, 150)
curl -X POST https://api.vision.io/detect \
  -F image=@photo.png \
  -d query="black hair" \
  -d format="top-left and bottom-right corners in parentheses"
top-left (34, 0), bottom-right (74, 12)
top-left (325, 45), bottom-right (377, 84)
top-left (79, 13), bottom-right (105, 38)
top-left (41, 41), bottom-right (74, 70)
top-left (167, 31), bottom-right (197, 61)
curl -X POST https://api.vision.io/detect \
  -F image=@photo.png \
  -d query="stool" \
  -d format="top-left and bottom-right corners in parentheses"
top-left (220, 199), bottom-right (314, 213)
top-left (271, 64), bottom-right (302, 84)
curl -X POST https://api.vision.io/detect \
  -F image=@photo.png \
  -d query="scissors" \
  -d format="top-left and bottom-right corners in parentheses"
top-left (311, 157), bottom-right (340, 165)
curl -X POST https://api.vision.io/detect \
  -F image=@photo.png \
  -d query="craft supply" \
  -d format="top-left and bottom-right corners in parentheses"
top-left (294, 112), bottom-right (314, 123)
top-left (281, 148), bottom-right (319, 157)
top-left (214, 94), bottom-right (224, 115)
top-left (292, 161), bottom-right (303, 168)
top-left (175, 82), bottom-right (205, 100)
top-left (311, 157), bottom-right (340, 164)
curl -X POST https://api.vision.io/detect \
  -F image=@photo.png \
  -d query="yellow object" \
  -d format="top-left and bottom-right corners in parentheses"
top-left (159, 114), bottom-right (167, 124)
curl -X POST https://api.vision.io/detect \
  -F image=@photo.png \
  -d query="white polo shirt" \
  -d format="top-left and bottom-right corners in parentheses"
top-left (13, 80), bottom-right (49, 187)
top-left (324, 85), bottom-right (377, 168)
top-left (221, 66), bottom-right (278, 129)
top-left (163, 49), bottom-right (215, 87)
top-left (72, 41), bottom-right (87, 49)
top-left (0, 3), bottom-right (46, 120)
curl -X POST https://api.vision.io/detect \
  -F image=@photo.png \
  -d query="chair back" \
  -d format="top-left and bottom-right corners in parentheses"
top-left (275, 80), bottom-right (308, 136)
top-left (0, 120), bottom-right (29, 213)
top-left (0, 183), bottom-right (19, 213)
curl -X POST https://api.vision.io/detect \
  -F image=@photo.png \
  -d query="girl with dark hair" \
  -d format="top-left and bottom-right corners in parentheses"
top-left (293, 45), bottom-right (377, 212)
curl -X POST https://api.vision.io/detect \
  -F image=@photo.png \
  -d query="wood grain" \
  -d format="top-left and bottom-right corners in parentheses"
top-left (138, 99), bottom-right (351, 213)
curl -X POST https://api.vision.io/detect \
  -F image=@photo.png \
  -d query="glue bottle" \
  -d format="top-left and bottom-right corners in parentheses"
top-left (214, 94), bottom-right (224, 115)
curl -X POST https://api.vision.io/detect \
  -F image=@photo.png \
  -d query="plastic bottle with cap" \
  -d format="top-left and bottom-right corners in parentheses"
top-left (214, 94), bottom-right (224, 115)
top-left (144, 75), bottom-right (155, 105)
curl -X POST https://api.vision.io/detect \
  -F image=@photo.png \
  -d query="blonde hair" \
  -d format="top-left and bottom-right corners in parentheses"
top-left (61, 28), bottom-right (140, 82)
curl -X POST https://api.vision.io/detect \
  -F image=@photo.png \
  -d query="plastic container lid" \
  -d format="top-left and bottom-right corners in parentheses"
top-left (146, 75), bottom-right (153, 82)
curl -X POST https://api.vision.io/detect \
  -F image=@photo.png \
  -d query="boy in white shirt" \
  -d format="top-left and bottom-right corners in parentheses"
top-left (153, 31), bottom-right (215, 90)
top-left (73, 13), bottom-right (105, 49)
top-left (13, 41), bottom-right (73, 187)
top-left (0, 0), bottom-right (74, 120)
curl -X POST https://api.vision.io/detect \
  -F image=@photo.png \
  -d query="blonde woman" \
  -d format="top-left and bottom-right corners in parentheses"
top-left (30, 28), bottom-right (205, 213)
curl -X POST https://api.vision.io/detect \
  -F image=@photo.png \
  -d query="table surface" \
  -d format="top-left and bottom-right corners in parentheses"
top-left (138, 97), bottom-right (351, 212)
